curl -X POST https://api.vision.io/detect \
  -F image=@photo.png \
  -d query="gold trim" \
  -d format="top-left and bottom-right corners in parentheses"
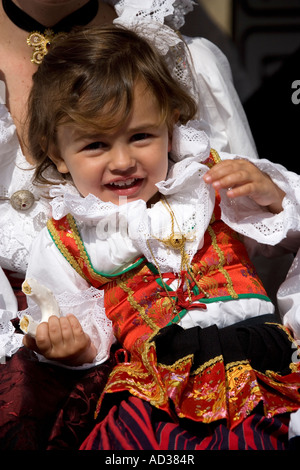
top-left (116, 273), bottom-right (160, 333)
top-left (210, 148), bottom-right (222, 164)
top-left (66, 214), bottom-right (110, 284)
top-left (191, 354), bottom-right (223, 375)
top-left (48, 214), bottom-right (110, 285)
top-left (207, 225), bottom-right (238, 299)
top-left (47, 218), bottom-right (90, 282)
top-left (157, 354), bottom-right (194, 370)
top-left (225, 359), bottom-right (250, 371)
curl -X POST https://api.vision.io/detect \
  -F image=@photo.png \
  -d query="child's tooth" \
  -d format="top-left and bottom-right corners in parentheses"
top-left (114, 178), bottom-right (135, 187)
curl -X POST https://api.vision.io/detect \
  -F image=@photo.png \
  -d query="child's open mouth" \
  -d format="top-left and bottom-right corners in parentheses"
top-left (110, 178), bottom-right (139, 188)
top-left (106, 178), bottom-right (143, 196)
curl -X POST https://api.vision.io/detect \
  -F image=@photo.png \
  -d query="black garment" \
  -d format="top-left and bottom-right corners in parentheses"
top-left (154, 314), bottom-right (293, 375)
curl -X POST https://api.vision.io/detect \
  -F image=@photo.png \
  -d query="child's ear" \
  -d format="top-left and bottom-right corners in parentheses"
top-left (48, 148), bottom-right (69, 174)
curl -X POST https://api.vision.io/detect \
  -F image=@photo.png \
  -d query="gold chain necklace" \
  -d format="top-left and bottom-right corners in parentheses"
top-left (146, 196), bottom-right (209, 315)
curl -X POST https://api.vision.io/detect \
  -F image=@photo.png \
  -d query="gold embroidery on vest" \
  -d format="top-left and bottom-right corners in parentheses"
top-left (47, 217), bottom-right (90, 282)
top-left (116, 273), bottom-right (160, 333)
top-left (104, 338), bottom-right (168, 407)
top-left (210, 148), bottom-right (222, 165)
top-left (207, 225), bottom-right (239, 299)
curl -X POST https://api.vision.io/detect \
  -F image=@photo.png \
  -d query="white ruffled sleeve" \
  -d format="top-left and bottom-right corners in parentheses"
top-left (19, 228), bottom-right (115, 369)
top-left (218, 154), bottom-right (300, 255)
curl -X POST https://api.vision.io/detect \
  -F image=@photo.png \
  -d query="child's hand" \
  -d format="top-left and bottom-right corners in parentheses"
top-left (203, 158), bottom-right (285, 213)
top-left (23, 314), bottom-right (97, 366)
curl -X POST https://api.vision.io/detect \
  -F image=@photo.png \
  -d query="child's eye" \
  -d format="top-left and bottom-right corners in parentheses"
top-left (83, 141), bottom-right (106, 151)
top-left (131, 133), bottom-right (151, 142)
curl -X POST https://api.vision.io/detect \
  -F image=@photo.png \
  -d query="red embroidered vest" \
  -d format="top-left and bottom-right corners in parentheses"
top-left (47, 192), bottom-right (270, 352)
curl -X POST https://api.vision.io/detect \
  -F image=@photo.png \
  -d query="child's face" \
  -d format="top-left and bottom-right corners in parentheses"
top-left (52, 82), bottom-right (171, 206)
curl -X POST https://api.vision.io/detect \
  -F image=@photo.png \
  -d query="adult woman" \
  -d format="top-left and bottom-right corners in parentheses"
top-left (0, 0), bottom-right (259, 450)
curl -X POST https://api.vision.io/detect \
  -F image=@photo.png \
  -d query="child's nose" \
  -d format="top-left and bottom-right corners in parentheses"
top-left (109, 145), bottom-right (135, 172)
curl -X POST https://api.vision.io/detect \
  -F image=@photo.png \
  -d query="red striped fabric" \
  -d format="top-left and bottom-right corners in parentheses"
top-left (80, 396), bottom-right (289, 450)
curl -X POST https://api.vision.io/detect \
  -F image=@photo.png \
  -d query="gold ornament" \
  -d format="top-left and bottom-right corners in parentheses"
top-left (27, 29), bottom-right (66, 65)
top-left (146, 196), bottom-right (209, 315)
top-left (9, 190), bottom-right (35, 211)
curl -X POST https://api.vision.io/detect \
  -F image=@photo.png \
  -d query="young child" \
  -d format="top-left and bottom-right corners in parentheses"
top-left (23, 24), bottom-right (300, 449)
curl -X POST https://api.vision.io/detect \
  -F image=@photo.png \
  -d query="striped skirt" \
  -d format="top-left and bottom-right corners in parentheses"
top-left (81, 314), bottom-right (300, 451)
top-left (81, 396), bottom-right (289, 450)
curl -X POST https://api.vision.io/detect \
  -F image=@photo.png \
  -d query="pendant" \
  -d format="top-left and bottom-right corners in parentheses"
top-left (27, 29), bottom-right (66, 65)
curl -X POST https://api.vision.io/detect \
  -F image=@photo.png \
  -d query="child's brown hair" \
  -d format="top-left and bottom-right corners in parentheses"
top-left (27, 24), bottom-right (197, 184)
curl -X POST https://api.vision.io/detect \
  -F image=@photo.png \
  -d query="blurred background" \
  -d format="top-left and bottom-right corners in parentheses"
top-left (180, 0), bottom-right (300, 173)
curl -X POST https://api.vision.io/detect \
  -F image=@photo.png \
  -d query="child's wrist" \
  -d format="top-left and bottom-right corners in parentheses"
top-left (267, 187), bottom-right (285, 214)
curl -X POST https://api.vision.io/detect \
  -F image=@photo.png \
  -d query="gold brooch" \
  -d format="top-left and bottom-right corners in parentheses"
top-left (27, 29), bottom-right (66, 65)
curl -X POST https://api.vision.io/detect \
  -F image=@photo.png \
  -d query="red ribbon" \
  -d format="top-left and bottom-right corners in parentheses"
top-left (160, 272), bottom-right (207, 310)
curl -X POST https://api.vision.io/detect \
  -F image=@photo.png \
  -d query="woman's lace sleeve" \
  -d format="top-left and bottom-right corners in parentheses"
top-left (0, 101), bottom-right (51, 273)
top-left (0, 310), bottom-right (24, 360)
top-left (185, 36), bottom-right (258, 160)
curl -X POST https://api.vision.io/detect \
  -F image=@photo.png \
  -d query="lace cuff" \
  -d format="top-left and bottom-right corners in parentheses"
top-left (19, 287), bottom-right (114, 369)
top-left (219, 157), bottom-right (300, 247)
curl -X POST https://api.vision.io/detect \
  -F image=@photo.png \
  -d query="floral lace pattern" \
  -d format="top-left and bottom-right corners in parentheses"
top-left (106, 0), bottom-right (195, 29)
top-left (220, 156), bottom-right (300, 248)
top-left (113, 17), bottom-right (198, 99)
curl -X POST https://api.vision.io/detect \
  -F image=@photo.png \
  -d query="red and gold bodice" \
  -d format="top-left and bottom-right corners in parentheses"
top-left (47, 194), bottom-right (270, 352)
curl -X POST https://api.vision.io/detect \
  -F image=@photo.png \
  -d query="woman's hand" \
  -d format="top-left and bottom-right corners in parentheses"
top-left (23, 314), bottom-right (97, 366)
top-left (203, 158), bottom-right (285, 214)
